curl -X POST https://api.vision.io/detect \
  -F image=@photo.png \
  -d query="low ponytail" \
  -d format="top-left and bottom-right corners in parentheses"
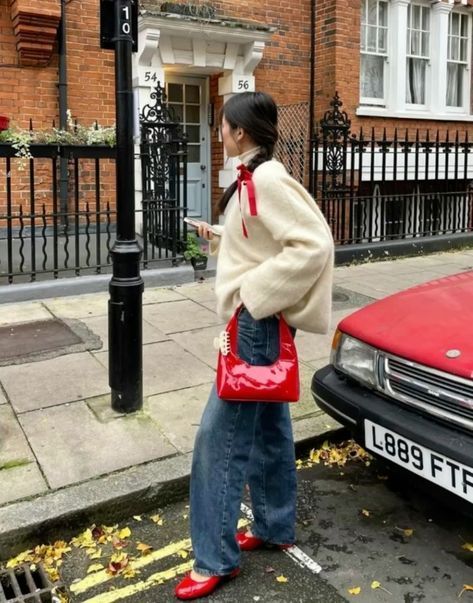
top-left (218, 92), bottom-right (278, 214)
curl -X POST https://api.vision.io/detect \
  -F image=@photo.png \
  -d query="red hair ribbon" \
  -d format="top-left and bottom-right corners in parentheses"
top-left (236, 163), bottom-right (257, 238)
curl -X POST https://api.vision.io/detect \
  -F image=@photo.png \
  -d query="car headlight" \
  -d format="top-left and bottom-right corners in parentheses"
top-left (331, 332), bottom-right (378, 388)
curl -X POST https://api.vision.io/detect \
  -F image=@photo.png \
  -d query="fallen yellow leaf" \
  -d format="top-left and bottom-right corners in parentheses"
top-left (462, 543), bottom-right (473, 552)
top-left (403, 529), bottom-right (414, 537)
top-left (276, 575), bottom-right (288, 583)
top-left (117, 527), bottom-right (131, 539)
top-left (133, 515), bottom-right (142, 522)
top-left (361, 509), bottom-right (370, 517)
top-left (459, 584), bottom-right (473, 598)
top-left (136, 542), bottom-right (153, 555)
top-left (371, 581), bottom-right (381, 589)
top-left (348, 586), bottom-right (361, 595)
top-left (150, 514), bottom-right (164, 525)
top-left (177, 550), bottom-right (189, 559)
top-left (87, 563), bottom-right (104, 574)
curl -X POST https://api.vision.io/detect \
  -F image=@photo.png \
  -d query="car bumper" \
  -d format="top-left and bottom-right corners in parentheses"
top-left (312, 364), bottom-right (473, 469)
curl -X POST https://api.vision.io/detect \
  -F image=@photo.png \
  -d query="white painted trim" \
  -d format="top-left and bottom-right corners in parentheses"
top-left (356, 105), bottom-right (473, 120)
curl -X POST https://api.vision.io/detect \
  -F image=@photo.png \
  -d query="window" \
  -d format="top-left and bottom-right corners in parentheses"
top-left (360, 0), bottom-right (388, 103)
top-left (406, 4), bottom-right (430, 105)
top-left (447, 12), bottom-right (469, 107)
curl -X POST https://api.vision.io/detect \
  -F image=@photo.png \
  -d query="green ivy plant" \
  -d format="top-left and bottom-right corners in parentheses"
top-left (183, 232), bottom-right (207, 261)
top-left (0, 110), bottom-right (116, 170)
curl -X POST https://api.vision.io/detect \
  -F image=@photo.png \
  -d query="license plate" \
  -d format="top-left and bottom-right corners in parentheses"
top-left (364, 419), bottom-right (473, 504)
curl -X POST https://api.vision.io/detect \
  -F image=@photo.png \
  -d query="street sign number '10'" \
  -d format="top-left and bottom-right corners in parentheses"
top-left (100, 0), bottom-right (138, 53)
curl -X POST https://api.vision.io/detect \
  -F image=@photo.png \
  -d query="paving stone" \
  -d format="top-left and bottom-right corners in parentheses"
top-left (292, 412), bottom-right (343, 444)
top-left (0, 389), bottom-right (7, 405)
top-left (143, 299), bottom-right (223, 334)
top-left (175, 281), bottom-right (216, 303)
top-left (168, 325), bottom-right (221, 369)
top-left (147, 384), bottom-right (210, 453)
top-left (0, 405), bottom-right (36, 466)
top-left (295, 329), bottom-right (335, 363)
top-left (0, 352), bottom-right (109, 413)
top-left (290, 362), bottom-right (321, 420)
top-left (0, 463), bottom-right (48, 506)
top-left (94, 340), bottom-right (215, 397)
top-left (79, 315), bottom-right (169, 352)
top-left (142, 287), bottom-right (186, 305)
top-left (0, 302), bottom-right (51, 327)
top-left (44, 293), bottom-right (108, 319)
top-left (19, 401), bottom-right (177, 489)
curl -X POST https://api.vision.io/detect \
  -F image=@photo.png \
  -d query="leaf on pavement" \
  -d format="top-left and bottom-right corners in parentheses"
top-left (107, 552), bottom-right (129, 576)
top-left (133, 515), bottom-right (142, 522)
top-left (361, 509), bottom-right (371, 517)
top-left (348, 586), bottom-right (361, 595)
top-left (276, 575), bottom-right (288, 583)
top-left (371, 580), bottom-right (392, 595)
top-left (136, 542), bottom-right (153, 555)
top-left (87, 564), bottom-right (104, 574)
top-left (117, 527), bottom-right (131, 540)
top-left (71, 529), bottom-right (96, 549)
top-left (403, 529), bottom-right (414, 537)
top-left (462, 543), bottom-right (473, 552)
top-left (177, 550), bottom-right (189, 559)
top-left (150, 514), bottom-right (164, 525)
top-left (459, 584), bottom-right (473, 598)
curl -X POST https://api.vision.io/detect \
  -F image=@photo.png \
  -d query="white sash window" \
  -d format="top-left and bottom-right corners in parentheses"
top-left (447, 12), bottom-right (469, 108)
top-left (360, 0), bottom-right (388, 104)
top-left (406, 4), bottom-right (430, 105)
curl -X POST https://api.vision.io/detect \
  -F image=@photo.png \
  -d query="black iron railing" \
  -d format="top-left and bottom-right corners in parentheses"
top-left (0, 142), bottom-right (186, 284)
top-left (310, 93), bottom-right (473, 244)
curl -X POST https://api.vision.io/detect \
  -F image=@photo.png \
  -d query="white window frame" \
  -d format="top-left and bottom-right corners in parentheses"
top-left (405, 3), bottom-right (430, 109)
top-left (360, 0), bottom-right (389, 106)
top-left (357, 1), bottom-right (473, 121)
top-left (446, 10), bottom-right (471, 114)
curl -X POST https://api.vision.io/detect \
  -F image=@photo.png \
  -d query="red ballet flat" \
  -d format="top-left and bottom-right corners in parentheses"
top-left (236, 531), bottom-right (293, 551)
top-left (175, 568), bottom-right (240, 600)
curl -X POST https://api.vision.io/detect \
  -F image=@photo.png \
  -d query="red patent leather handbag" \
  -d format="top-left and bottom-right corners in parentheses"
top-left (216, 306), bottom-right (300, 403)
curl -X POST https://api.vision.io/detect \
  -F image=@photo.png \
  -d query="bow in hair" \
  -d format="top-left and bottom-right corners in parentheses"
top-left (236, 163), bottom-right (258, 238)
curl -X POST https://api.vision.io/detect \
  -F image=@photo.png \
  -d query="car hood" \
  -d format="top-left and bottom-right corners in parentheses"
top-left (338, 271), bottom-right (473, 380)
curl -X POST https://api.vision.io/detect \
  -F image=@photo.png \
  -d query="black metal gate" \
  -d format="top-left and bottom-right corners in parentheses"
top-left (140, 83), bottom-right (188, 265)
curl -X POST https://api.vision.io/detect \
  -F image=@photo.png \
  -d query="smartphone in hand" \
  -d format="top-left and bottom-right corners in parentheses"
top-left (184, 217), bottom-right (221, 236)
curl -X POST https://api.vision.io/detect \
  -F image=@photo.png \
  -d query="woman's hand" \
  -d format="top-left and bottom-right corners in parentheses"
top-left (196, 222), bottom-right (215, 241)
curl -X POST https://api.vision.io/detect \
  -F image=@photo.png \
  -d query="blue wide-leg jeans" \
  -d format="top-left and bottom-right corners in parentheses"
top-left (190, 308), bottom-right (297, 576)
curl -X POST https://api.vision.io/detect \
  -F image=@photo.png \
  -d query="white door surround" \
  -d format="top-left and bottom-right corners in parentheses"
top-left (132, 13), bottom-right (275, 229)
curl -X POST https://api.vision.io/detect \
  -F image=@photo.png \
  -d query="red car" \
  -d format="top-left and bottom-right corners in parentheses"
top-left (312, 270), bottom-right (473, 506)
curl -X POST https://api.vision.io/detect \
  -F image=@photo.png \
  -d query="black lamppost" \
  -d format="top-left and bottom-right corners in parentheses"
top-left (101, 0), bottom-right (143, 413)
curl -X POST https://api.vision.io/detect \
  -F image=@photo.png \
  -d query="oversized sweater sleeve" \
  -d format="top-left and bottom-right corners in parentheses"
top-left (208, 224), bottom-right (224, 256)
top-left (239, 167), bottom-right (332, 320)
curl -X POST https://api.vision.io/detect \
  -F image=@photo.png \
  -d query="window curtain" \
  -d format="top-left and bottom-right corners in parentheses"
top-left (406, 58), bottom-right (425, 104)
top-left (447, 63), bottom-right (462, 107)
top-left (361, 54), bottom-right (384, 98)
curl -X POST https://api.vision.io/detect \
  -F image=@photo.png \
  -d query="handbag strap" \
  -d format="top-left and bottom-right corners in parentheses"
top-left (227, 305), bottom-right (295, 362)
top-left (236, 164), bottom-right (257, 239)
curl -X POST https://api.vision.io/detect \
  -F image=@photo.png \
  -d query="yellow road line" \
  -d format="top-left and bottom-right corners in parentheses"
top-left (70, 518), bottom-right (250, 595)
top-left (80, 561), bottom-right (194, 603)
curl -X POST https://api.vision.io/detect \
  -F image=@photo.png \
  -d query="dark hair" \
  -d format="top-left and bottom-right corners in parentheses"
top-left (218, 91), bottom-right (278, 213)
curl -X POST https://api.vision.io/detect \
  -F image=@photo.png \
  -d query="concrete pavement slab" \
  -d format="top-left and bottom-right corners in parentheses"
top-left (0, 463), bottom-right (48, 506)
top-left (147, 384), bottom-right (210, 453)
top-left (18, 401), bottom-right (178, 489)
top-left (176, 281), bottom-right (217, 303)
top-left (79, 315), bottom-right (169, 352)
top-left (44, 293), bottom-right (108, 319)
top-left (0, 388), bottom-right (6, 405)
top-left (94, 340), bottom-right (215, 397)
top-left (0, 301), bottom-right (52, 327)
top-left (0, 352), bottom-right (109, 413)
top-left (291, 362), bottom-right (322, 420)
top-left (142, 287), bottom-right (186, 305)
top-left (292, 412), bottom-right (343, 443)
top-left (143, 299), bottom-right (223, 334)
top-left (0, 405), bottom-right (34, 463)
top-left (168, 325), bottom-right (221, 369)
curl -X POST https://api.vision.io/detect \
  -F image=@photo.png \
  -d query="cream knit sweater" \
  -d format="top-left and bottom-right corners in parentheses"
top-left (211, 148), bottom-right (334, 334)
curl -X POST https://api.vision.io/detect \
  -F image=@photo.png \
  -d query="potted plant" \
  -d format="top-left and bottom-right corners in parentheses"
top-left (184, 233), bottom-right (208, 271)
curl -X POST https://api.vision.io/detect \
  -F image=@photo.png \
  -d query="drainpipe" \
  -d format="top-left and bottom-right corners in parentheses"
top-left (58, 0), bottom-right (68, 228)
top-left (309, 0), bottom-right (316, 193)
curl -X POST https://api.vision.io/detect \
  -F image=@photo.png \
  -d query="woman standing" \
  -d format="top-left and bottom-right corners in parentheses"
top-left (175, 91), bottom-right (334, 600)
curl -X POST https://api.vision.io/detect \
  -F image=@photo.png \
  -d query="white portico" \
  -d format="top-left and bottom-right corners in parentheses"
top-left (133, 8), bottom-right (275, 225)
